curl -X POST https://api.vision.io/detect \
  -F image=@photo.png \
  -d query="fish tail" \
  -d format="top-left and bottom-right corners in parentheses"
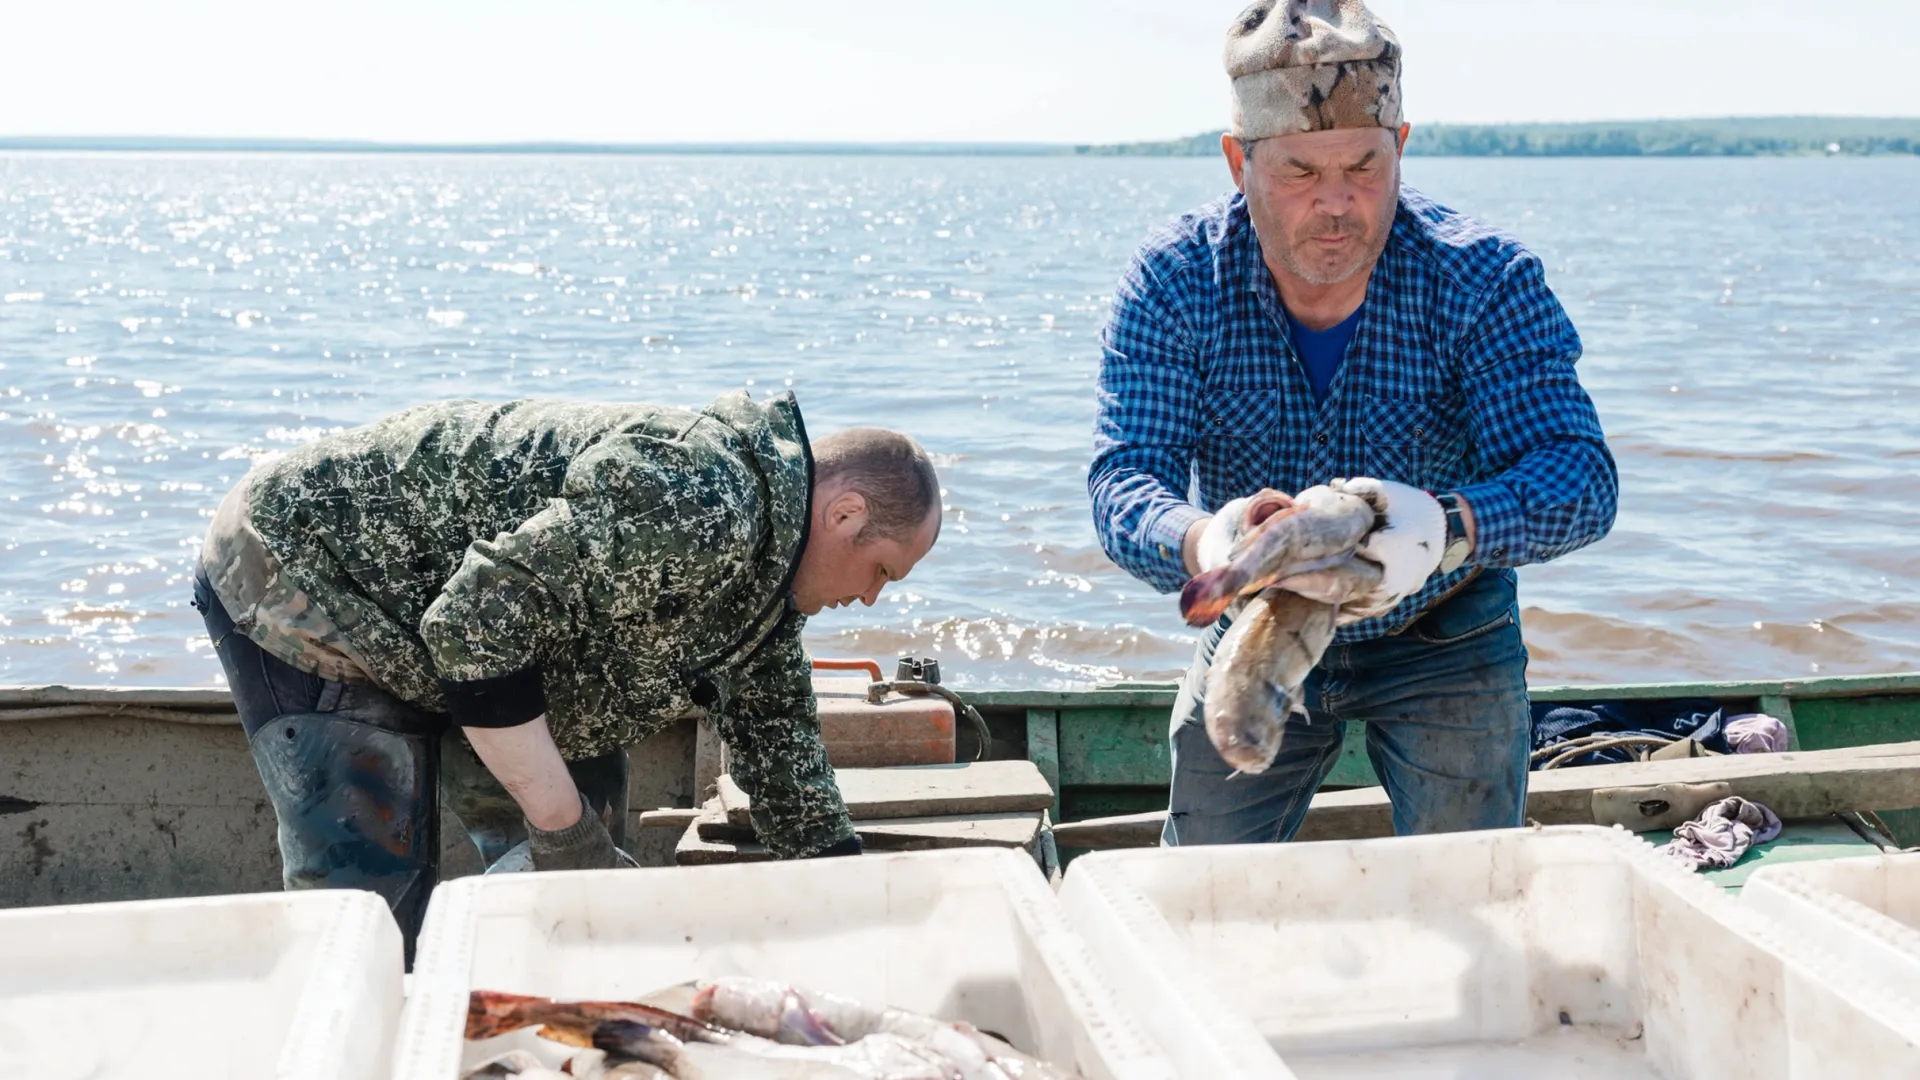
top-left (465, 990), bottom-right (553, 1040)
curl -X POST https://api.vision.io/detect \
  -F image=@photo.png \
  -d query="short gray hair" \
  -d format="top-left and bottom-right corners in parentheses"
top-left (812, 428), bottom-right (941, 544)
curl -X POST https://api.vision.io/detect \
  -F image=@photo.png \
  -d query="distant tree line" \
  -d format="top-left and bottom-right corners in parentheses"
top-left (6, 118), bottom-right (1915, 158)
top-left (1074, 118), bottom-right (1920, 158)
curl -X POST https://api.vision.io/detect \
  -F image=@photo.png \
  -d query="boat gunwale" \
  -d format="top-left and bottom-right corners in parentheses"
top-left (5, 670), bottom-right (1916, 724)
top-left (964, 670), bottom-right (1920, 709)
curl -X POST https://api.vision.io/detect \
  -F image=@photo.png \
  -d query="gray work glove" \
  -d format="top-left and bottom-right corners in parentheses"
top-left (526, 793), bottom-right (640, 871)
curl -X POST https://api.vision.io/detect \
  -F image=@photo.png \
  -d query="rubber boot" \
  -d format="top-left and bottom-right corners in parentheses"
top-left (249, 711), bottom-right (438, 963)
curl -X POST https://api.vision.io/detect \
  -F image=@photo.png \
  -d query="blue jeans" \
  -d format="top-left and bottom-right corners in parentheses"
top-left (1162, 570), bottom-right (1531, 845)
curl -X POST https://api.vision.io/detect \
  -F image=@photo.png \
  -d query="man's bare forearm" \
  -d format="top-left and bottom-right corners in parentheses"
top-left (1181, 514), bottom-right (1211, 577)
top-left (463, 715), bottom-right (582, 831)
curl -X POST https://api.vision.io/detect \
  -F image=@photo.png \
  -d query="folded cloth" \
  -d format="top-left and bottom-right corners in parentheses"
top-left (1663, 797), bottom-right (1783, 871)
top-left (1723, 713), bottom-right (1790, 754)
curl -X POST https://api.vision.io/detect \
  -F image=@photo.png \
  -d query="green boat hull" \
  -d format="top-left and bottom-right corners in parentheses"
top-left (2, 671), bottom-right (1915, 909)
top-left (967, 670), bottom-right (1920, 845)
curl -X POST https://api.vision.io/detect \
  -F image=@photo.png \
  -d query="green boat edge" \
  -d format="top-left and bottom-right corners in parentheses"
top-left (963, 669), bottom-right (1920, 866)
top-left (2, 669), bottom-right (1914, 899)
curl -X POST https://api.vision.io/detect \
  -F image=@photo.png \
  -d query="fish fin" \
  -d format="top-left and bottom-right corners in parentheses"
top-left (537, 1018), bottom-right (600, 1049)
top-left (1179, 566), bottom-right (1243, 627)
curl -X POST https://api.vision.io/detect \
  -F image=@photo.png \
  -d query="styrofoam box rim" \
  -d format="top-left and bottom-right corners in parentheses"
top-left (1745, 854), bottom-right (1920, 997)
top-left (0, 888), bottom-right (403, 1080)
top-left (395, 847), bottom-right (1179, 1080)
top-left (1061, 824), bottom-right (1920, 1079)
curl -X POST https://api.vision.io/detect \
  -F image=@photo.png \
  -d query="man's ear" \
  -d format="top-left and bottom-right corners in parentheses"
top-left (1396, 123), bottom-right (1411, 157)
top-left (1223, 133), bottom-right (1248, 192)
top-left (826, 489), bottom-right (870, 534)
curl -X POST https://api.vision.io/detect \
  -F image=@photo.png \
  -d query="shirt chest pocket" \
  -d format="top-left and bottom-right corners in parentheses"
top-left (1195, 386), bottom-right (1282, 503)
top-left (1362, 395), bottom-right (1438, 489)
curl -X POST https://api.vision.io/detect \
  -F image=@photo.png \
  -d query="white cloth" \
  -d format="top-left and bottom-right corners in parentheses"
top-left (1279, 477), bottom-right (1444, 623)
top-left (1663, 797), bottom-right (1783, 871)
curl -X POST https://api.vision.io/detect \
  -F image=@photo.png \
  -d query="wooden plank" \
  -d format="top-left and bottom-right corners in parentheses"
top-left (0, 685), bottom-right (238, 709)
top-left (1050, 741), bottom-right (1920, 849)
top-left (638, 808), bottom-right (702, 830)
top-left (1310, 741), bottom-right (1920, 840)
top-left (849, 812), bottom-right (1042, 853)
top-left (699, 809), bottom-right (1043, 849)
top-left (1052, 810), bottom-right (1165, 849)
top-left (1026, 709), bottom-right (1061, 805)
top-left (675, 815), bottom-right (775, 866)
top-left (677, 807), bottom-right (1043, 865)
top-left (1057, 707), bottom-right (1170, 788)
top-left (1789, 695), bottom-right (1920, 846)
top-left (717, 761), bottom-right (1053, 828)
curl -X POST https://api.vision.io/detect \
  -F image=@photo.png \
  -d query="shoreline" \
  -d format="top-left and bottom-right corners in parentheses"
top-left (4, 117), bottom-right (1920, 159)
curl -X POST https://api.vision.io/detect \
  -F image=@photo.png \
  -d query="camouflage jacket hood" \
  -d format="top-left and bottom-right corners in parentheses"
top-left (242, 390), bottom-right (852, 856)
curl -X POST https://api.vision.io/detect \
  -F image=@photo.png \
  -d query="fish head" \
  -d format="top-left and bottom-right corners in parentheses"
top-left (1201, 628), bottom-right (1293, 774)
top-left (591, 1019), bottom-right (685, 1067)
top-left (1207, 678), bottom-right (1302, 774)
top-left (1211, 723), bottom-right (1284, 774)
top-left (1294, 481), bottom-right (1385, 527)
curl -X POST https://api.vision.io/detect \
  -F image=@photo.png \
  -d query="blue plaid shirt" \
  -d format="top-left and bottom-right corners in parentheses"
top-left (1090, 187), bottom-right (1617, 642)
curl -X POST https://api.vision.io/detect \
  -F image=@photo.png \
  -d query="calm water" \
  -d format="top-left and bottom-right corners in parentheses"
top-left (1, 153), bottom-right (1915, 690)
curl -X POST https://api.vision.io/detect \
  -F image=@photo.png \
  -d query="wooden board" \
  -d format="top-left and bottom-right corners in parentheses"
top-left (1051, 741), bottom-right (1920, 849)
top-left (675, 815), bottom-right (775, 866)
top-left (698, 809), bottom-right (1043, 849)
top-left (717, 760), bottom-right (1052, 828)
top-left (637, 808), bottom-right (702, 830)
top-left (675, 807), bottom-right (1044, 865)
top-left (1051, 810), bottom-right (1164, 850)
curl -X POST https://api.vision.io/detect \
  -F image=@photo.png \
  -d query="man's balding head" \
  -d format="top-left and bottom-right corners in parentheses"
top-left (812, 428), bottom-right (942, 544)
top-left (792, 428), bottom-right (943, 615)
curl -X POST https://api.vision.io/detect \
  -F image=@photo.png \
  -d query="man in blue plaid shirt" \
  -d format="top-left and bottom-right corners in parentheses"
top-left (1090, 0), bottom-right (1617, 844)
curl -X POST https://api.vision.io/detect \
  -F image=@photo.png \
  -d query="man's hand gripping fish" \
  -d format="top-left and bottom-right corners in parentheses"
top-left (1179, 480), bottom-right (1389, 775)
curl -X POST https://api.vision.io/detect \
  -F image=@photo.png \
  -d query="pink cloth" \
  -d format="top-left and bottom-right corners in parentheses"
top-left (1663, 796), bottom-right (1784, 871)
top-left (1724, 713), bottom-right (1790, 754)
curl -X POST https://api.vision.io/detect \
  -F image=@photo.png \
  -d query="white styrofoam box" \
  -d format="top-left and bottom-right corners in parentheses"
top-left (395, 847), bottom-right (1176, 1079)
top-left (1745, 853), bottom-right (1920, 1003)
top-left (0, 888), bottom-right (403, 1080)
top-left (1059, 825), bottom-right (1920, 1080)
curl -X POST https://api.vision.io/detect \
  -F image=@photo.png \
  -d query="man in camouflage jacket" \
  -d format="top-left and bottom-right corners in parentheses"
top-left (193, 389), bottom-right (941, 944)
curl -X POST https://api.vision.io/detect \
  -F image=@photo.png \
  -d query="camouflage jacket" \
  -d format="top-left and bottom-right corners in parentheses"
top-left (222, 391), bottom-right (851, 857)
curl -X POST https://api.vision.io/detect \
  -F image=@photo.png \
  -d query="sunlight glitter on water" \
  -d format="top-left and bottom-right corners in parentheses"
top-left (0, 153), bottom-right (1916, 689)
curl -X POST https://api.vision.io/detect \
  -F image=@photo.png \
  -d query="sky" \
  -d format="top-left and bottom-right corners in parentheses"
top-left (1, 0), bottom-right (1917, 145)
